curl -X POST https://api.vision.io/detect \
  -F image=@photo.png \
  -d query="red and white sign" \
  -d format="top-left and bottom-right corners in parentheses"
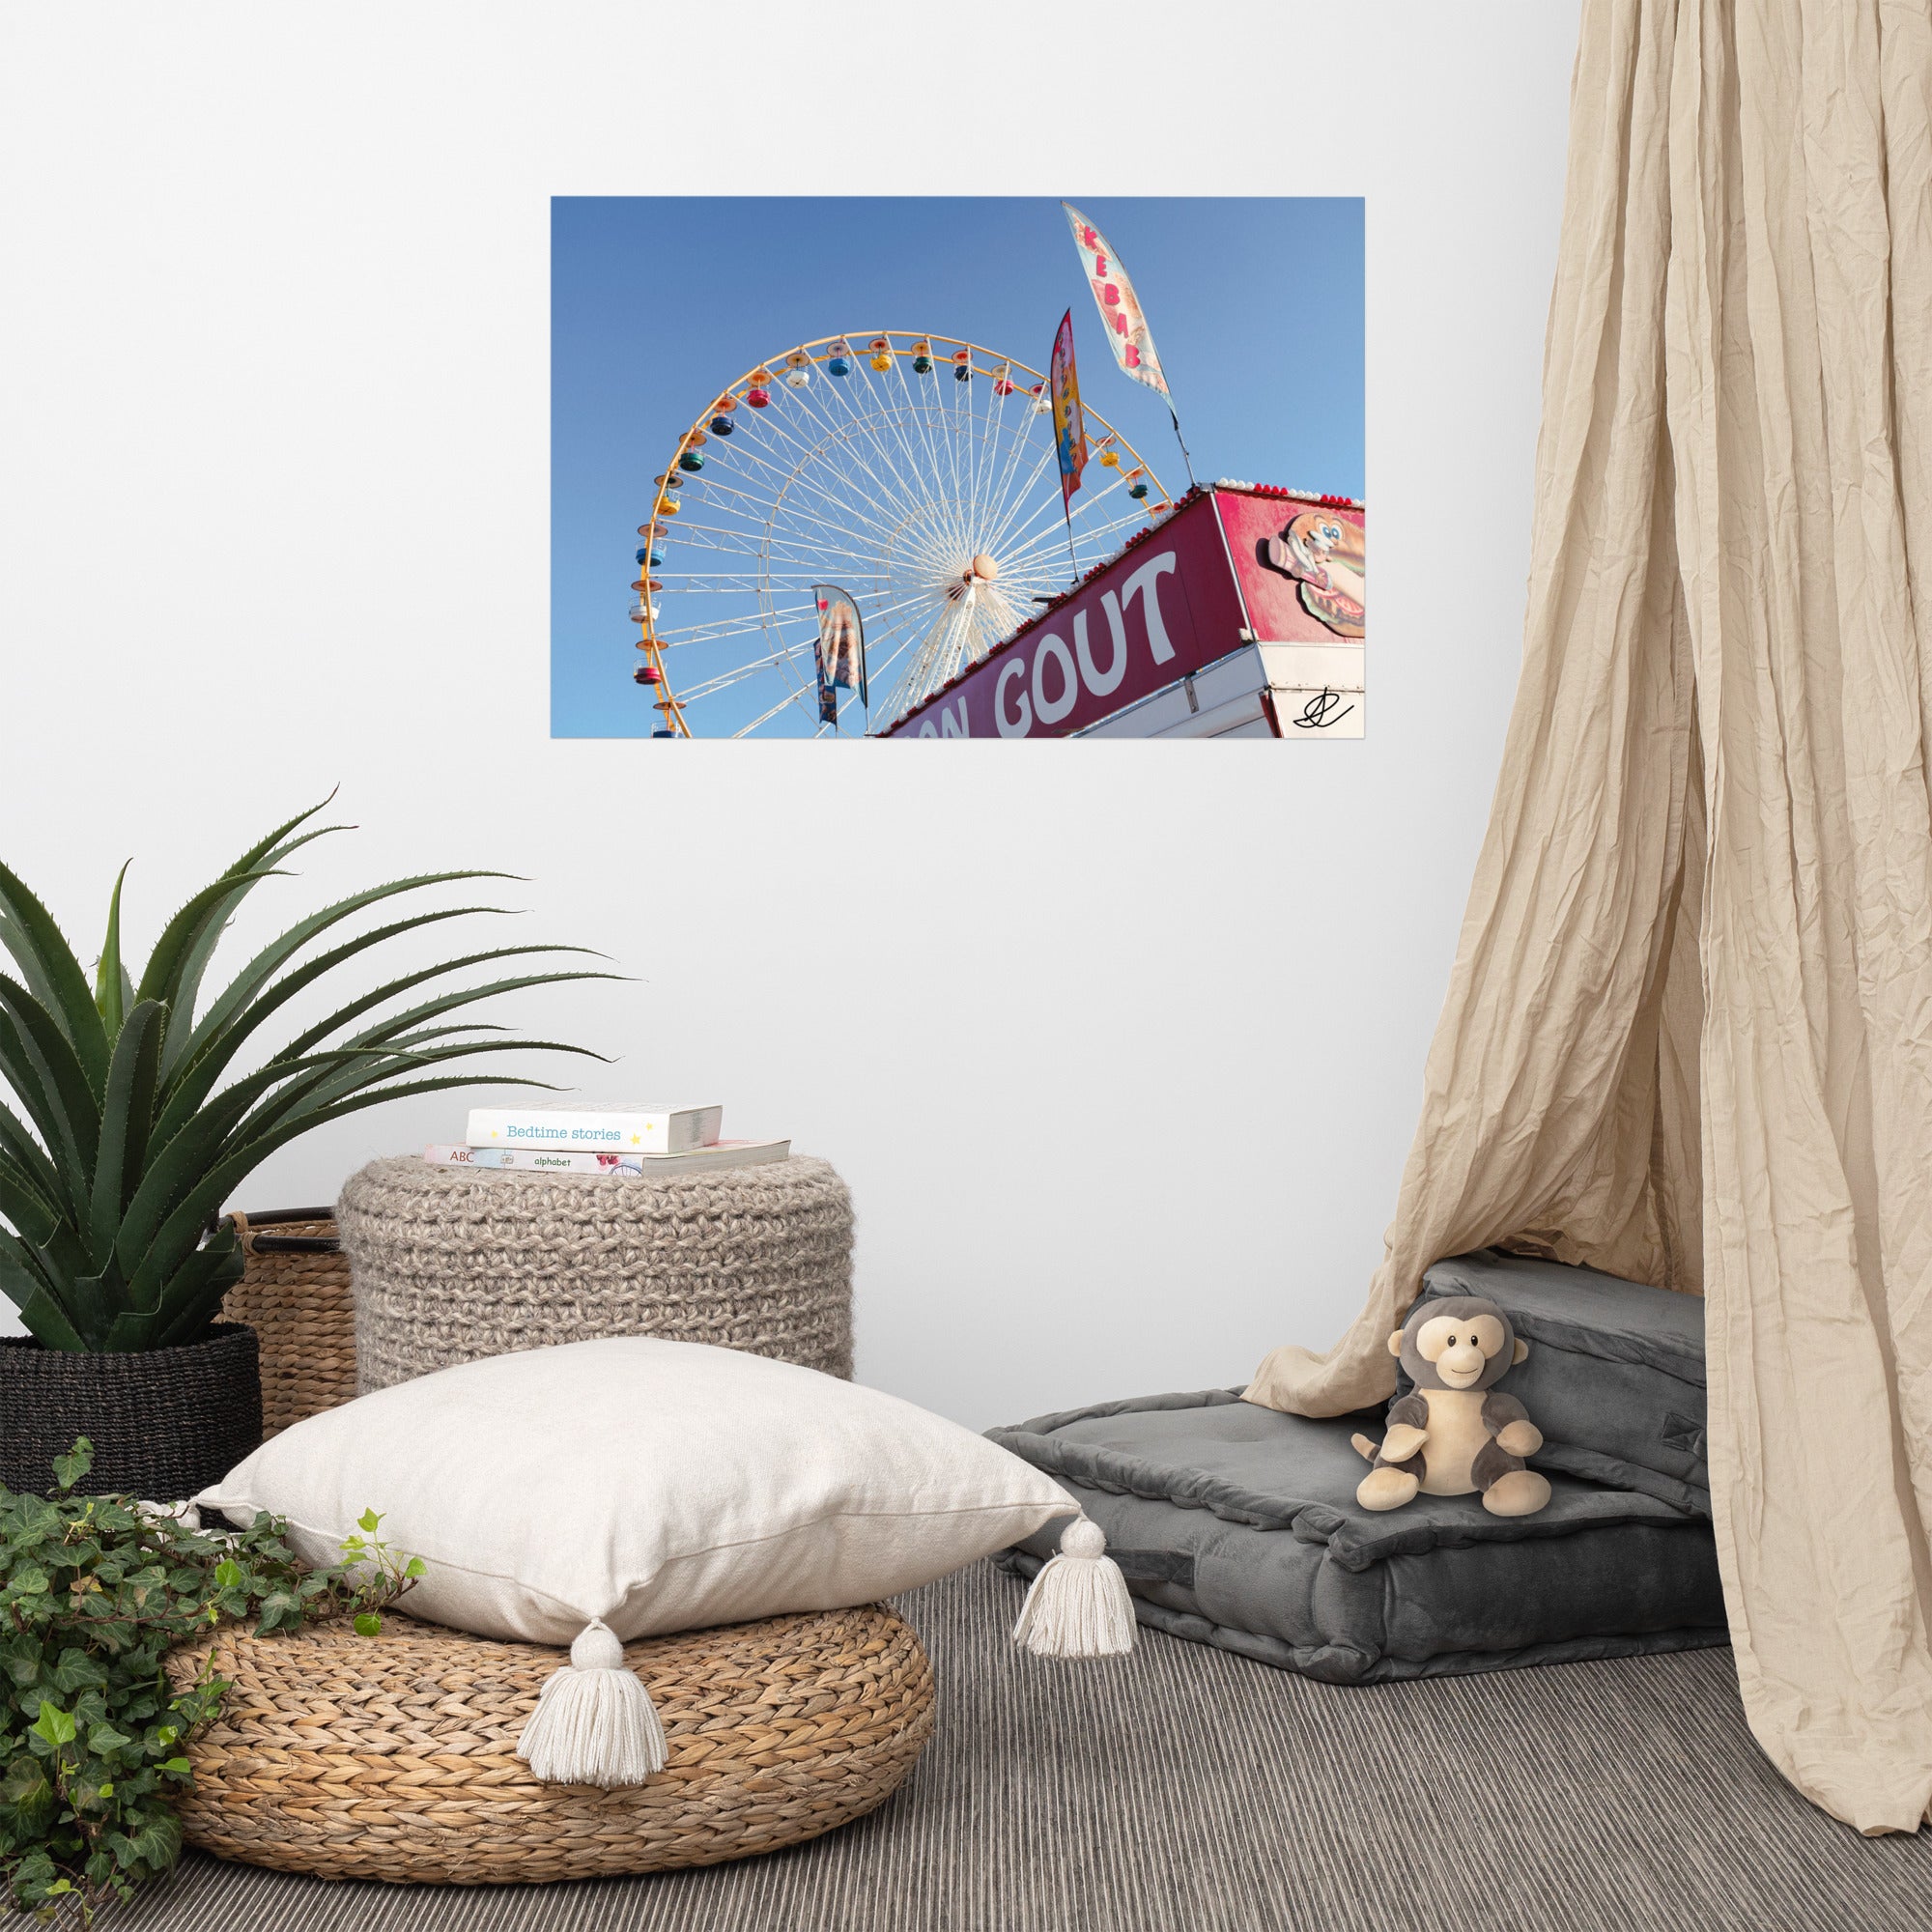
top-left (1215, 490), bottom-right (1366, 645)
top-left (884, 488), bottom-right (1366, 740)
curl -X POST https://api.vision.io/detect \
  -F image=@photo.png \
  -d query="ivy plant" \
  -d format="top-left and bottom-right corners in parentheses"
top-left (0, 1440), bottom-right (418, 1923)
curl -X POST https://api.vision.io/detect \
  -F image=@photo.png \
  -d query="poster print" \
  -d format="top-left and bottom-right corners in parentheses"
top-left (551, 197), bottom-right (1363, 739)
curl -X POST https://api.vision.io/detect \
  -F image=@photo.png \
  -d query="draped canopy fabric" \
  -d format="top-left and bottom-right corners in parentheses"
top-left (1246, 0), bottom-right (1932, 1834)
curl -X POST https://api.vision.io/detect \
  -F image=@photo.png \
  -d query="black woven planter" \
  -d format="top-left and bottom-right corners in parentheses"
top-left (0, 1323), bottom-right (263, 1501)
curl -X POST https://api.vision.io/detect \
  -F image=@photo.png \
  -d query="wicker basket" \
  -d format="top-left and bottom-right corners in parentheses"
top-left (220, 1208), bottom-right (357, 1437)
top-left (0, 1323), bottom-right (260, 1499)
top-left (169, 1602), bottom-right (934, 1884)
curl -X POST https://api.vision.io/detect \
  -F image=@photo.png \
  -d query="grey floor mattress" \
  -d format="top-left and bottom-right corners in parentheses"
top-left (990, 1390), bottom-right (1725, 1683)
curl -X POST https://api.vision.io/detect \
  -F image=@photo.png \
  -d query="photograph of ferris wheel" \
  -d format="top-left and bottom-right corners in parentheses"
top-left (552, 197), bottom-right (1364, 741)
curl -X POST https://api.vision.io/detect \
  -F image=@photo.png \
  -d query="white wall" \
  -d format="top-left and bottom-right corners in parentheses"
top-left (0, 2), bottom-right (1579, 1428)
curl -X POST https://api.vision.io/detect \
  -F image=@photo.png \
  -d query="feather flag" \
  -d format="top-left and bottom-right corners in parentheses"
top-left (1062, 202), bottom-right (1172, 405)
top-left (1049, 309), bottom-right (1089, 511)
top-left (811, 582), bottom-right (867, 725)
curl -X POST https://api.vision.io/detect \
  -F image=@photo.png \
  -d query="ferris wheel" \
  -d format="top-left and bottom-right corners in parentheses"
top-left (629, 331), bottom-right (1169, 737)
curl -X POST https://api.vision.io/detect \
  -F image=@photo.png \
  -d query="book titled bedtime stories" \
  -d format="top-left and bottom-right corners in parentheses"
top-left (464, 1103), bottom-right (724, 1153)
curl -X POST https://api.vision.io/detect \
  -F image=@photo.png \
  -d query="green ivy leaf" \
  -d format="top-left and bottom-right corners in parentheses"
top-left (404, 1556), bottom-right (426, 1579)
top-left (156, 1757), bottom-right (192, 1776)
top-left (352, 1611), bottom-right (382, 1637)
top-left (356, 1508), bottom-right (382, 1534)
top-left (31, 1701), bottom-right (76, 1748)
top-left (254, 1587), bottom-right (298, 1627)
top-left (1, 1641), bottom-right (43, 1687)
top-left (49, 1437), bottom-right (94, 1493)
top-left (211, 1557), bottom-right (243, 1589)
top-left (71, 1691), bottom-right (113, 1736)
top-left (0, 1756), bottom-right (51, 1807)
top-left (111, 1810), bottom-right (181, 1870)
top-left (49, 1646), bottom-right (108, 1694)
top-left (11, 1851), bottom-right (58, 1897)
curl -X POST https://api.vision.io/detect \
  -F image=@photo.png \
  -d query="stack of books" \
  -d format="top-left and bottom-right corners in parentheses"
top-left (424, 1103), bottom-right (789, 1177)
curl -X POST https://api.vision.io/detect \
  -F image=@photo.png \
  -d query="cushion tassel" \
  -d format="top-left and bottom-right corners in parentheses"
top-left (1011, 1517), bottom-right (1136, 1659)
top-left (516, 1619), bottom-right (667, 1785)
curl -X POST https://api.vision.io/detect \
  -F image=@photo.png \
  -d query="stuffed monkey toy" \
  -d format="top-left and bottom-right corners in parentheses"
top-left (1350, 1294), bottom-right (1551, 1517)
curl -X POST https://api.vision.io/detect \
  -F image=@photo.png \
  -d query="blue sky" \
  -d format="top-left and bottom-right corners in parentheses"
top-left (552, 196), bottom-right (1364, 738)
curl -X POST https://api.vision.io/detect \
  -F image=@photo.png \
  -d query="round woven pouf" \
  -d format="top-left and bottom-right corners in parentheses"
top-left (337, 1154), bottom-right (854, 1392)
top-left (168, 1603), bottom-right (933, 1884)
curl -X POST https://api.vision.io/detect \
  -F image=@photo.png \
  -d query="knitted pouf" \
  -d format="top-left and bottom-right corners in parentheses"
top-left (167, 1603), bottom-right (934, 1884)
top-left (337, 1155), bottom-right (854, 1392)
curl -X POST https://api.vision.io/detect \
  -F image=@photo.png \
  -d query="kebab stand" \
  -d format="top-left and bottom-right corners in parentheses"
top-left (882, 484), bottom-right (1366, 742)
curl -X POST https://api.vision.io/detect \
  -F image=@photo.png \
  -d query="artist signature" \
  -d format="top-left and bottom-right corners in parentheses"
top-left (1292, 688), bottom-right (1355, 730)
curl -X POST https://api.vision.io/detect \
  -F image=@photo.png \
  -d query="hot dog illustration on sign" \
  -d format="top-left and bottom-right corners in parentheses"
top-left (1261, 509), bottom-right (1366, 639)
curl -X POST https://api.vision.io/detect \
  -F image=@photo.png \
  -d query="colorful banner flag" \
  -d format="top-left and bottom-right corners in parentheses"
top-left (1062, 201), bottom-right (1171, 406)
top-left (811, 582), bottom-right (867, 724)
top-left (1049, 308), bottom-right (1088, 511)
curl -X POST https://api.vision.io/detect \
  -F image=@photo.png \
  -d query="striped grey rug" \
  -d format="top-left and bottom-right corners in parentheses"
top-left (128, 1561), bottom-right (1930, 1932)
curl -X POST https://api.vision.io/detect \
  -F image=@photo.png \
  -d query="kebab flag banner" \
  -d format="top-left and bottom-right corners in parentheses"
top-left (1049, 308), bottom-right (1089, 510)
top-left (811, 582), bottom-right (867, 724)
top-left (1062, 201), bottom-right (1173, 409)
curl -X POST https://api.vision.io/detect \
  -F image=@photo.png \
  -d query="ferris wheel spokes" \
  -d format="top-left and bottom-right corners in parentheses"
top-left (751, 372), bottom-right (958, 546)
top-left (788, 376), bottom-right (960, 553)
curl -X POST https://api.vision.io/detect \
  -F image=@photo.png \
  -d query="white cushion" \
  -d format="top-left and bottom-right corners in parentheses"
top-left (196, 1338), bottom-right (1078, 1645)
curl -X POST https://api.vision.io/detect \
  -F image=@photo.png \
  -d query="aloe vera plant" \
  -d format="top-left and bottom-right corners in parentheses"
top-left (0, 801), bottom-right (611, 1352)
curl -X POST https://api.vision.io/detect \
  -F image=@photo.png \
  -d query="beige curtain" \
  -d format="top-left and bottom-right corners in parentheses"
top-left (1249, 0), bottom-right (1932, 1834)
